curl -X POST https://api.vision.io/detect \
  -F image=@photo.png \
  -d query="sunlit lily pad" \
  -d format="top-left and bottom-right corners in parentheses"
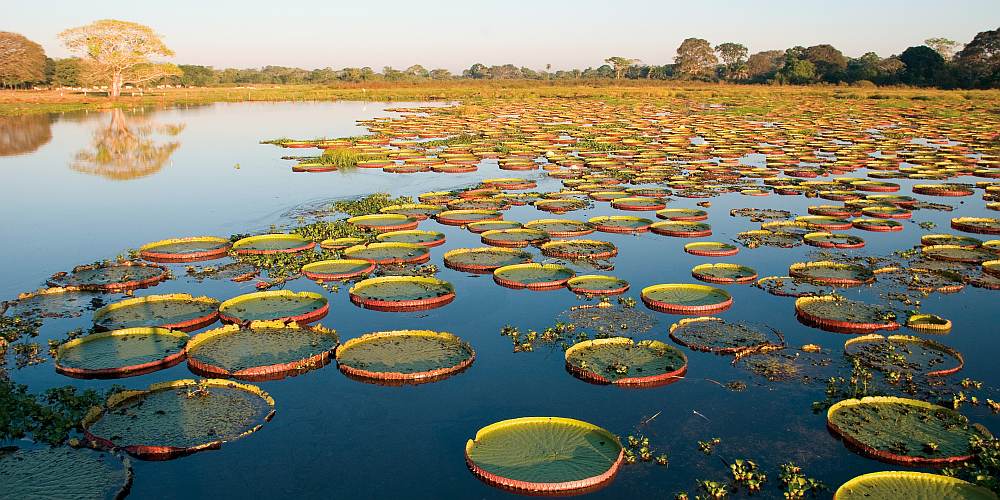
top-left (342, 242), bottom-right (430, 265)
top-left (93, 293), bottom-right (219, 331)
top-left (587, 215), bottom-right (653, 233)
top-left (922, 245), bottom-right (997, 263)
top-left (795, 295), bottom-right (898, 333)
top-left (55, 327), bottom-right (188, 379)
top-left (656, 208), bottom-right (708, 221)
top-left (48, 262), bottom-right (168, 293)
top-left (523, 218), bottom-right (595, 237)
top-left (481, 228), bottom-right (550, 248)
top-left (668, 316), bottom-right (782, 354)
top-left (650, 221), bottom-right (712, 237)
top-left (231, 234), bottom-right (315, 255)
top-left (835, 471), bottom-right (998, 500)
top-left (684, 241), bottom-right (739, 256)
top-left (788, 261), bottom-right (875, 286)
top-left (803, 232), bottom-right (866, 249)
top-left (566, 275), bottom-right (630, 296)
top-left (691, 263), bottom-right (757, 284)
top-left (139, 236), bottom-right (231, 262)
top-left (465, 417), bottom-right (624, 495)
top-left (376, 229), bottom-right (446, 247)
top-left (301, 259), bottom-right (375, 281)
top-left (844, 334), bottom-right (963, 376)
top-left (641, 284), bottom-right (733, 314)
top-left (564, 337), bottom-right (687, 386)
top-left (435, 209), bottom-right (503, 226)
top-left (494, 263), bottom-right (575, 290)
top-left (442, 247), bottom-right (533, 273)
top-left (951, 217), bottom-right (1000, 235)
top-left (755, 276), bottom-right (833, 297)
top-left (826, 396), bottom-right (988, 465)
top-left (349, 276), bottom-right (455, 311)
top-left (540, 239), bottom-right (618, 260)
top-left (467, 220), bottom-right (522, 233)
top-left (187, 320), bottom-right (339, 380)
top-left (83, 379), bottom-right (275, 460)
top-left (218, 290), bottom-right (328, 323)
top-left (336, 330), bottom-right (474, 384)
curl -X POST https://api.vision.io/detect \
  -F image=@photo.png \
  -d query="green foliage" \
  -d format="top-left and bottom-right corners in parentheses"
top-left (292, 220), bottom-right (367, 242)
top-left (0, 379), bottom-right (116, 445)
top-left (331, 193), bottom-right (413, 217)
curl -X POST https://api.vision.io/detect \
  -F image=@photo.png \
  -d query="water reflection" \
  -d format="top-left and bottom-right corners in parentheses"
top-left (0, 114), bottom-right (52, 156)
top-left (71, 108), bottom-right (184, 180)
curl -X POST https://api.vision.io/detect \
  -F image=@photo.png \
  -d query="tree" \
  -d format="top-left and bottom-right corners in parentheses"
top-left (954, 27), bottom-right (1000, 88)
top-left (404, 64), bottom-right (429, 78)
top-left (778, 55), bottom-right (816, 84)
top-left (0, 32), bottom-right (46, 88)
top-left (178, 65), bottom-right (215, 86)
top-left (715, 42), bottom-right (748, 80)
top-left (899, 45), bottom-right (945, 86)
top-left (802, 44), bottom-right (848, 82)
top-left (605, 56), bottom-right (638, 79)
top-left (59, 20), bottom-right (177, 97)
top-left (428, 68), bottom-right (452, 80)
top-left (463, 63), bottom-right (489, 79)
top-left (925, 37), bottom-right (960, 60)
top-left (746, 50), bottom-right (785, 81)
top-left (675, 38), bottom-right (718, 79)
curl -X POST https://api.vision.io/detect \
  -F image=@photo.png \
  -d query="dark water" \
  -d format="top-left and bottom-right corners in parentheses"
top-left (1, 102), bottom-right (998, 499)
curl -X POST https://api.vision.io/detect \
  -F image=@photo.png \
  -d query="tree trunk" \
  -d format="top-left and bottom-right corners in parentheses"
top-left (110, 71), bottom-right (122, 98)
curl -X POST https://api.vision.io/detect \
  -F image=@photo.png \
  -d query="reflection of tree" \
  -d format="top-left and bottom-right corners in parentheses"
top-left (0, 114), bottom-right (52, 156)
top-left (71, 109), bottom-right (183, 180)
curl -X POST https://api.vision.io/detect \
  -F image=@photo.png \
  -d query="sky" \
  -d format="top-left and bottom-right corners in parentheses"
top-left (5, 0), bottom-right (999, 72)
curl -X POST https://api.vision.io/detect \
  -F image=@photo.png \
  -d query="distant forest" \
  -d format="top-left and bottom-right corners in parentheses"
top-left (2, 26), bottom-right (998, 90)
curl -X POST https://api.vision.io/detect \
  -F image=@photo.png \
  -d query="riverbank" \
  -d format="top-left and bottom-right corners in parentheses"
top-left (3, 81), bottom-right (998, 116)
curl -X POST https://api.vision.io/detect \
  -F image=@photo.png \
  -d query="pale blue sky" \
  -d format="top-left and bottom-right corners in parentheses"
top-left (6, 0), bottom-right (999, 71)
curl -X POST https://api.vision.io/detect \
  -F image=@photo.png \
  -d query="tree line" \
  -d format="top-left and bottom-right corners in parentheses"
top-left (1, 22), bottom-right (998, 94)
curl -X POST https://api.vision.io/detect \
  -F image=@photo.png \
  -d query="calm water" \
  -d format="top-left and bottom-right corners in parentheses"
top-left (1, 102), bottom-right (997, 499)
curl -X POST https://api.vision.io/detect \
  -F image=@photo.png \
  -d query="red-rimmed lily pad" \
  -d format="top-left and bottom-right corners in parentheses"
top-left (826, 396), bottom-right (988, 466)
top-left (443, 247), bottom-right (533, 273)
top-left (587, 215), bottom-right (653, 233)
top-left (481, 228), bottom-right (550, 248)
top-left (435, 209), bottom-right (503, 226)
top-left (139, 236), bottom-right (231, 262)
top-left (467, 220), bottom-right (523, 233)
top-left (656, 208), bottom-right (708, 221)
top-left (465, 417), bottom-right (624, 496)
top-left (218, 290), bottom-right (328, 324)
top-left (804, 232), bottom-right (866, 249)
top-left (349, 276), bottom-right (455, 311)
top-left (336, 330), bottom-right (474, 384)
top-left (788, 261), bottom-right (875, 286)
top-left (376, 229), bottom-right (446, 247)
top-left (834, 471), bottom-right (998, 500)
top-left (795, 295), bottom-right (898, 333)
top-left (0, 447), bottom-right (132, 500)
top-left (342, 242), bottom-right (430, 265)
top-left (641, 284), bottom-right (733, 314)
top-left (55, 327), bottom-right (188, 379)
top-left (852, 218), bottom-right (904, 232)
top-left (951, 217), bottom-right (1000, 235)
top-left (82, 379), bottom-right (275, 460)
top-left (48, 262), bottom-right (168, 293)
top-left (564, 337), bottom-right (687, 387)
top-left (684, 241), bottom-right (739, 256)
top-left (347, 213), bottom-right (420, 232)
top-left (650, 221), bottom-right (712, 237)
top-left (691, 263), bottom-right (757, 284)
top-left (668, 316), bottom-right (783, 354)
top-left (844, 334), bottom-right (963, 377)
top-left (523, 219), bottom-right (595, 237)
top-left (301, 259), bottom-right (375, 281)
top-left (540, 239), bottom-right (618, 260)
top-left (92, 293), bottom-right (219, 332)
top-left (186, 320), bottom-right (339, 381)
top-left (494, 263), bottom-right (575, 290)
top-left (231, 234), bottom-right (315, 255)
top-left (566, 275), bottom-right (630, 296)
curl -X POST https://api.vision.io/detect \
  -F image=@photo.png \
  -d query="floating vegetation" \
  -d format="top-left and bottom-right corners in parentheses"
top-left (730, 208), bottom-right (791, 221)
top-left (562, 301), bottom-right (654, 338)
top-left (827, 396), bottom-right (989, 466)
top-left (691, 263), bottom-right (758, 284)
top-left (335, 330), bottom-right (474, 384)
top-left (92, 293), bottom-right (219, 332)
top-left (650, 221), bottom-right (712, 237)
top-left (218, 290), bottom-right (328, 324)
top-left (0, 446), bottom-right (133, 500)
top-left (494, 263), bottom-right (575, 290)
top-left (669, 317), bottom-right (783, 355)
top-left (564, 338), bottom-right (687, 387)
top-left (442, 247), bottom-right (532, 273)
top-left (331, 193), bottom-right (414, 217)
top-left (82, 379), bottom-right (275, 460)
top-left (139, 236), bottom-right (231, 262)
top-left (348, 276), bottom-right (455, 312)
top-left (795, 295), bottom-right (898, 333)
top-left (0, 380), bottom-right (117, 445)
top-left (835, 471), bottom-right (997, 500)
top-left (347, 213), bottom-right (419, 233)
top-left (231, 234), bottom-right (316, 255)
top-left (844, 334), bottom-right (964, 377)
top-left (4, 286), bottom-right (100, 322)
top-left (464, 417), bottom-right (624, 495)
top-left (737, 229), bottom-right (803, 248)
top-left (48, 261), bottom-right (168, 293)
top-left (55, 327), bottom-right (188, 379)
top-left (187, 321), bottom-right (338, 381)
top-left (803, 232), bottom-right (866, 249)
top-left (923, 245), bottom-right (998, 264)
top-left (641, 284), bottom-right (733, 314)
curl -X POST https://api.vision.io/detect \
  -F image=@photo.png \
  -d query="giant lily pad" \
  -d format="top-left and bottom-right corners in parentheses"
top-left (641, 284), bottom-right (733, 314)
top-left (48, 262), bottom-right (168, 293)
top-left (335, 330), bottom-right (474, 384)
top-left (139, 236), bottom-right (231, 262)
top-left (0, 446), bottom-right (132, 500)
top-left (481, 228), bottom-right (550, 248)
top-left (442, 247), bottom-right (533, 273)
top-left (827, 396), bottom-right (988, 465)
top-left (668, 316), bottom-right (782, 354)
top-left (523, 219), bottom-right (595, 237)
top-left (231, 234), bottom-right (315, 255)
top-left (566, 275), bottom-right (630, 296)
top-left (540, 239), bottom-right (618, 260)
top-left (92, 293), bottom-right (219, 332)
top-left (349, 276), bottom-right (455, 311)
top-left (834, 471), bottom-right (998, 500)
top-left (342, 242), bottom-right (430, 265)
top-left (187, 320), bottom-right (339, 380)
top-left (376, 230), bottom-right (445, 247)
top-left (691, 263), bottom-right (757, 284)
top-left (465, 417), bottom-right (624, 495)
top-left (564, 337), bottom-right (687, 386)
top-left (301, 259), bottom-right (375, 281)
top-left (844, 334), bottom-right (963, 377)
top-left (55, 327), bottom-right (188, 379)
top-left (788, 261), bottom-right (875, 286)
top-left (218, 290), bottom-right (328, 323)
top-left (587, 215), bottom-right (652, 233)
top-left (83, 379), bottom-right (275, 460)
top-left (494, 263), bottom-right (575, 290)
top-left (347, 213), bottom-right (419, 232)
top-left (795, 295), bottom-right (898, 333)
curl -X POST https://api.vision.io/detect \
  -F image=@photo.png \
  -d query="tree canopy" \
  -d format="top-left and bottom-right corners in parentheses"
top-left (0, 32), bottom-right (46, 88)
top-left (675, 38), bottom-right (718, 79)
top-left (59, 19), bottom-right (179, 97)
